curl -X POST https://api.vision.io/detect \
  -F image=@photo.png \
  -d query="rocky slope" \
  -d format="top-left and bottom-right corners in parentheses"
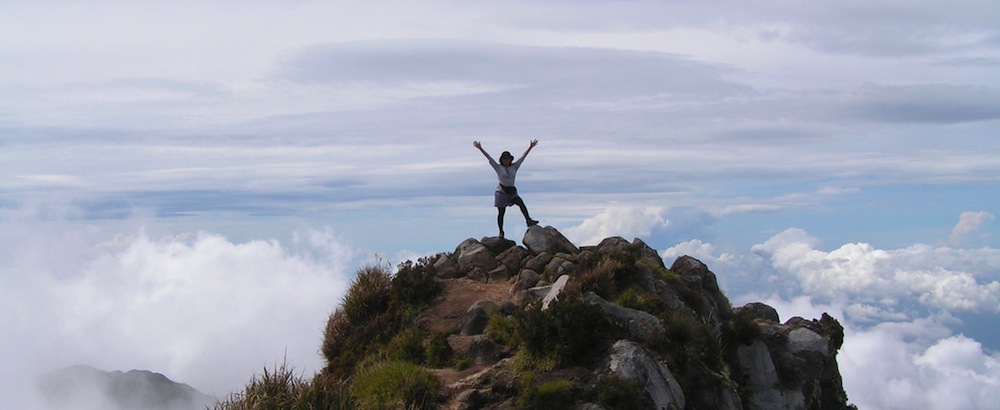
top-left (321, 225), bottom-right (854, 410)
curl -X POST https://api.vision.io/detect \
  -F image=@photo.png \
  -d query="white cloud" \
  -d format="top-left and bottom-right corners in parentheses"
top-left (0, 225), bottom-right (355, 404)
top-left (563, 206), bottom-right (669, 246)
top-left (950, 211), bottom-right (995, 246)
top-left (843, 321), bottom-right (1000, 410)
top-left (752, 228), bottom-right (1000, 312)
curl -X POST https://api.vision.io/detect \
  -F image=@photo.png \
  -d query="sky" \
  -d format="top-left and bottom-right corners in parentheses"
top-left (1, 1), bottom-right (998, 408)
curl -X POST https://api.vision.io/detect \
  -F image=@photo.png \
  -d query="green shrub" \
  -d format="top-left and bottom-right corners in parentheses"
top-left (722, 309), bottom-right (762, 347)
top-left (518, 374), bottom-right (576, 410)
top-left (595, 374), bottom-right (653, 410)
top-left (213, 362), bottom-right (310, 410)
top-left (391, 257), bottom-right (442, 308)
top-left (658, 310), bottom-right (724, 372)
top-left (350, 360), bottom-right (441, 410)
top-left (485, 309), bottom-right (518, 347)
top-left (385, 326), bottom-right (425, 364)
top-left (322, 257), bottom-right (442, 378)
top-left (574, 258), bottom-right (619, 299)
top-left (424, 332), bottom-right (453, 368)
top-left (514, 294), bottom-right (615, 369)
top-left (342, 264), bottom-right (393, 324)
top-left (615, 287), bottom-right (668, 316)
top-left (820, 313), bottom-right (845, 351)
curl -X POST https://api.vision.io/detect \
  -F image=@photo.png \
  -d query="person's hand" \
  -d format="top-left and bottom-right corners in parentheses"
top-left (529, 139), bottom-right (539, 148)
top-left (473, 140), bottom-right (482, 149)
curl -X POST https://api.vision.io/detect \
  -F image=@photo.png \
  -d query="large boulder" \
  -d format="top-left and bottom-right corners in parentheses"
top-left (523, 226), bottom-right (579, 255)
top-left (456, 238), bottom-right (499, 273)
top-left (541, 275), bottom-right (572, 310)
top-left (606, 340), bottom-right (685, 410)
top-left (583, 292), bottom-right (665, 342)
top-left (480, 236), bottom-right (517, 255)
top-left (459, 301), bottom-right (499, 335)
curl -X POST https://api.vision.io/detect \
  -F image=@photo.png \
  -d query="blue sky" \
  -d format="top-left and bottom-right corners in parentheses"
top-left (2, 1), bottom-right (999, 408)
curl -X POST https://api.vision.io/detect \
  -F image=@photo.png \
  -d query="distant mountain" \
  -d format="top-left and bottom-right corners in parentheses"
top-left (37, 364), bottom-right (216, 410)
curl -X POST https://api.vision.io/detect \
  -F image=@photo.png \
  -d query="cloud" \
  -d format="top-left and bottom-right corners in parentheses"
top-left (0, 224), bottom-right (355, 404)
top-left (563, 206), bottom-right (669, 246)
top-left (950, 211), bottom-right (996, 245)
top-left (752, 227), bottom-right (1000, 312)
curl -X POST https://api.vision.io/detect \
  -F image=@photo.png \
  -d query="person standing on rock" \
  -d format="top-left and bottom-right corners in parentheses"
top-left (473, 139), bottom-right (539, 238)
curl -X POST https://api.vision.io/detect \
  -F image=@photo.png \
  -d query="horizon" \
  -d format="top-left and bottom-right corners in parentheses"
top-left (2, 1), bottom-right (998, 409)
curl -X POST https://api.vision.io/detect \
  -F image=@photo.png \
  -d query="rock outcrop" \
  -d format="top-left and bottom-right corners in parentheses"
top-left (328, 226), bottom-right (854, 410)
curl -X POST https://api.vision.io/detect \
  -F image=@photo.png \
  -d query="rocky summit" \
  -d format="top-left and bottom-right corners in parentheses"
top-left (318, 225), bottom-right (854, 410)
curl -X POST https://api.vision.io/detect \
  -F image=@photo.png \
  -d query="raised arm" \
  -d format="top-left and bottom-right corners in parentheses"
top-left (473, 140), bottom-right (494, 162)
top-left (519, 139), bottom-right (539, 161)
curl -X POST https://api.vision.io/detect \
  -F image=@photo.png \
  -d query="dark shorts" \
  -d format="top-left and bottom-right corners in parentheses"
top-left (494, 186), bottom-right (519, 207)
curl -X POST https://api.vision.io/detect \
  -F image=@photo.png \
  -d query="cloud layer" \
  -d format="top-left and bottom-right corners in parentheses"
top-left (1, 221), bottom-right (354, 405)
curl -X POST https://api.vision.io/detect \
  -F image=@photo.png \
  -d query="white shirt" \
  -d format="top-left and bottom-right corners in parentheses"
top-left (488, 155), bottom-right (524, 190)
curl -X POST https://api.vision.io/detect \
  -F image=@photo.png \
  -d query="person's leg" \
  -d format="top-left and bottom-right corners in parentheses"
top-left (511, 197), bottom-right (538, 226)
top-left (497, 206), bottom-right (506, 237)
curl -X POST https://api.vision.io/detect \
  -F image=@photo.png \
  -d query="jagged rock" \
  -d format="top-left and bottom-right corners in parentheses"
top-left (468, 335), bottom-right (502, 365)
top-left (481, 236), bottom-right (517, 255)
top-left (788, 327), bottom-right (830, 356)
top-left (606, 340), bottom-right (685, 410)
top-left (496, 246), bottom-right (529, 273)
top-left (669, 255), bottom-right (731, 326)
top-left (523, 225), bottom-right (579, 255)
top-left (542, 275), bottom-right (572, 309)
top-left (457, 238), bottom-right (499, 273)
top-left (544, 255), bottom-right (577, 278)
top-left (741, 302), bottom-right (780, 323)
top-left (510, 269), bottom-right (541, 294)
top-left (583, 292), bottom-right (664, 342)
top-left (514, 283), bottom-right (551, 305)
top-left (595, 236), bottom-right (631, 253)
top-left (459, 301), bottom-right (499, 335)
top-left (320, 232), bottom-right (853, 410)
top-left (435, 254), bottom-right (462, 279)
top-left (467, 266), bottom-right (489, 283)
top-left (631, 238), bottom-right (667, 270)
top-left (737, 339), bottom-right (801, 409)
top-left (523, 252), bottom-right (553, 273)
top-left (670, 255), bottom-right (719, 292)
top-left (488, 265), bottom-right (513, 283)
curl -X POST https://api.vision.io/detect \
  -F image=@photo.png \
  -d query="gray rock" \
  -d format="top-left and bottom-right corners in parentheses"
top-left (606, 340), bottom-right (685, 410)
top-left (487, 265), bottom-right (513, 283)
top-left (510, 269), bottom-right (541, 294)
top-left (741, 302), bottom-right (780, 323)
top-left (787, 327), bottom-right (829, 356)
top-left (434, 254), bottom-right (461, 279)
top-left (632, 238), bottom-right (667, 270)
top-left (459, 301), bottom-right (499, 335)
top-left (523, 226), bottom-right (579, 255)
top-left (544, 256), bottom-right (576, 278)
top-left (542, 275), bottom-right (572, 310)
top-left (456, 238), bottom-right (499, 273)
top-left (583, 292), bottom-right (665, 341)
top-left (468, 335), bottom-right (502, 365)
top-left (523, 252), bottom-right (553, 273)
top-left (481, 236), bottom-right (517, 255)
top-left (496, 246), bottom-right (529, 272)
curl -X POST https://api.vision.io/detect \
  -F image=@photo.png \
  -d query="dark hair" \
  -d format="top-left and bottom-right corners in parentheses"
top-left (500, 151), bottom-right (514, 163)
